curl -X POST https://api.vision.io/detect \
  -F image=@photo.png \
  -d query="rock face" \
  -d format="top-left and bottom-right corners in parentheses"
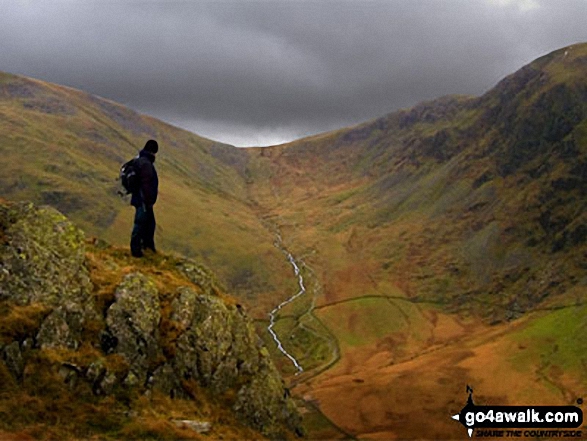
top-left (105, 273), bottom-right (162, 385)
top-left (0, 202), bottom-right (96, 377)
top-left (0, 202), bottom-right (92, 307)
top-left (0, 201), bottom-right (303, 439)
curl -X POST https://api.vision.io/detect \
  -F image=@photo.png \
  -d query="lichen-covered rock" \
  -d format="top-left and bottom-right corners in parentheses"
top-left (36, 304), bottom-right (86, 349)
top-left (180, 294), bottom-right (235, 388)
top-left (171, 289), bottom-right (260, 393)
top-left (58, 362), bottom-right (82, 389)
top-left (100, 279), bottom-right (303, 437)
top-left (1, 341), bottom-right (24, 380)
top-left (176, 260), bottom-right (222, 296)
top-left (0, 201), bottom-right (302, 439)
top-left (86, 358), bottom-right (107, 392)
top-left (234, 353), bottom-right (303, 439)
top-left (170, 286), bottom-right (198, 328)
top-left (105, 272), bottom-right (162, 383)
top-left (0, 202), bottom-right (96, 352)
top-left (169, 287), bottom-right (303, 437)
top-left (0, 202), bottom-right (92, 307)
top-left (148, 363), bottom-right (181, 397)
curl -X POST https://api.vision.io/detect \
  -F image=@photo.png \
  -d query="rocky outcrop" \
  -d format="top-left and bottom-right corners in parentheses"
top-left (104, 272), bottom-right (162, 385)
top-left (0, 202), bottom-right (92, 307)
top-left (0, 201), bottom-right (303, 439)
top-left (0, 202), bottom-right (96, 377)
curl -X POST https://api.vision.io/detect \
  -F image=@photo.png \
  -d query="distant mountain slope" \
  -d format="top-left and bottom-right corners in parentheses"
top-left (0, 72), bottom-right (292, 317)
top-left (246, 42), bottom-right (587, 319)
top-left (2, 43), bottom-right (585, 332)
top-left (243, 43), bottom-right (587, 438)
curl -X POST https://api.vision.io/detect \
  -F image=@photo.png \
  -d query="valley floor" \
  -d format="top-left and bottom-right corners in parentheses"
top-left (286, 297), bottom-right (586, 439)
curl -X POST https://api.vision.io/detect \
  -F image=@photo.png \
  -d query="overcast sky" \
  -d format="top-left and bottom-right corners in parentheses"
top-left (1, 1), bottom-right (586, 147)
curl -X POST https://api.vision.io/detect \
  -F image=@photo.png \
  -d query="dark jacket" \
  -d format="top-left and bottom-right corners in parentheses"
top-left (131, 149), bottom-right (158, 207)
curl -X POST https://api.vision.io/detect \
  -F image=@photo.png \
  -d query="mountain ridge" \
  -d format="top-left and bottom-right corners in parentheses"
top-left (243, 42), bottom-right (587, 317)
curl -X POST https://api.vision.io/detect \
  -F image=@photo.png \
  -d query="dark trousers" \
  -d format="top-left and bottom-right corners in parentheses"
top-left (130, 205), bottom-right (156, 256)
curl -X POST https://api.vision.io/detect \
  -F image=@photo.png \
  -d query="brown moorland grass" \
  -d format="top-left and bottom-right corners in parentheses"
top-left (0, 242), bottom-right (271, 440)
top-left (295, 301), bottom-right (587, 439)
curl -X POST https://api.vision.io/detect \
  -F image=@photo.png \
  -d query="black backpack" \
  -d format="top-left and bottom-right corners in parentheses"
top-left (119, 157), bottom-right (140, 195)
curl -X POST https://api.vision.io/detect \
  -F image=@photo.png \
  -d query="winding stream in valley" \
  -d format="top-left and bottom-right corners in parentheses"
top-left (268, 231), bottom-right (305, 374)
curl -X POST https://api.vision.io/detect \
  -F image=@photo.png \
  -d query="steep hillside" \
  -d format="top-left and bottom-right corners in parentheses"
top-left (0, 73), bottom-right (294, 317)
top-left (0, 200), bottom-right (302, 440)
top-left (246, 43), bottom-right (587, 318)
top-left (244, 44), bottom-right (587, 438)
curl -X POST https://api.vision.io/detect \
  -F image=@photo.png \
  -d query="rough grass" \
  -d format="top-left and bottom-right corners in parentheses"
top-left (510, 303), bottom-right (587, 372)
top-left (299, 304), bottom-right (587, 439)
top-left (312, 296), bottom-right (437, 366)
top-left (0, 241), bottom-right (271, 440)
top-left (0, 303), bottom-right (51, 345)
top-left (315, 298), bottom-right (408, 348)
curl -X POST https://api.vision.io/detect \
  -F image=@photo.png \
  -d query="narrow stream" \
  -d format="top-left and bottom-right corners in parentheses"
top-left (268, 232), bottom-right (305, 374)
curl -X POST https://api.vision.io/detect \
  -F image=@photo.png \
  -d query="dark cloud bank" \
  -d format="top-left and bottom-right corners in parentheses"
top-left (1, 1), bottom-right (586, 146)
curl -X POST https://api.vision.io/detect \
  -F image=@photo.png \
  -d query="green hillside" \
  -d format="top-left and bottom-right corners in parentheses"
top-left (0, 72), bottom-right (294, 317)
top-left (245, 42), bottom-right (587, 321)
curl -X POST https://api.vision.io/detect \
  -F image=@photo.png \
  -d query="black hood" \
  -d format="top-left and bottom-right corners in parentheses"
top-left (139, 149), bottom-right (156, 163)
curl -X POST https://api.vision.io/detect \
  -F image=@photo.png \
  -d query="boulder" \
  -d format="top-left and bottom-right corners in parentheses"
top-left (234, 352), bottom-right (303, 438)
top-left (0, 202), bottom-right (92, 308)
top-left (171, 288), bottom-right (260, 393)
top-left (105, 272), bottom-right (162, 384)
top-left (0, 202), bottom-right (96, 352)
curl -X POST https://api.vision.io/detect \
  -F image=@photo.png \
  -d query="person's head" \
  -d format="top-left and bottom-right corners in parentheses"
top-left (144, 139), bottom-right (159, 154)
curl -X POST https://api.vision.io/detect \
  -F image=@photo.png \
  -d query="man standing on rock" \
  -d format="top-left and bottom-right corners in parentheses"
top-left (130, 139), bottom-right (159, 257)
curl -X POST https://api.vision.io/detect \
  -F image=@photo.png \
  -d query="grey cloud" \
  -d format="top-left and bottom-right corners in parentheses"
top-left (0, 1), bottom-right (586, 146)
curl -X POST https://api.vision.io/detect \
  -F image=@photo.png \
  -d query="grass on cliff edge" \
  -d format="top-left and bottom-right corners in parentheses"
top-left (0, 360), bottom-right (263, 441)
top-left (0, 240), bottom-right (271, 441)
